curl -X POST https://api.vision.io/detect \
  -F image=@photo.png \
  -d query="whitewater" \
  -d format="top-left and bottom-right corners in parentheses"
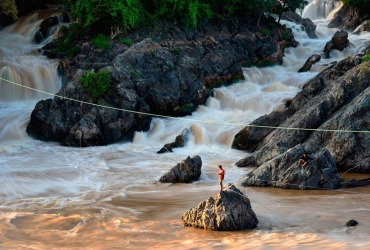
top-left (1, 1), bottom-right (370, 249)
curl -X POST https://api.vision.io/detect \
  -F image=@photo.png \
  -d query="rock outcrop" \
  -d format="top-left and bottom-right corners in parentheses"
top-left (241, 146), bottom-right (342, 190)
top-left (157, 128), bottom-right (192, 154)
top-left (182, 184), bottom-right (258, 230)
top-left (159, 155), bottom-right (202, 183)
top-left (299, 54), bottom-right (321, 72)
top-left (328, 5), bottom-right (370, 31)
top-left (27, 18), bottom-right (298, 147)
top-left (323, 30), bottom-right (349, 58)
top-left (233, 52), bottom-right (370, 173)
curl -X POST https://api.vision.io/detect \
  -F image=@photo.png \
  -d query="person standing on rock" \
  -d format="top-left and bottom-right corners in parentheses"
top-left (218, 165), bottom-right (225, 192)
top-left (298, 153), bottom-right (308, 168)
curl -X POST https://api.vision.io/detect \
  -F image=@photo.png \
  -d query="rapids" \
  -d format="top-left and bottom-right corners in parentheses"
top-left (1, 2), bottom-right (370, 249)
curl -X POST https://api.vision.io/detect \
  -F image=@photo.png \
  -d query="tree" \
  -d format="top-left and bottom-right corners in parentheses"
top-left (341, 0), bottom-right (370, 12)
top-left (0, 0), bottom-right (17, 20)
top-left (273, 0), bottom-right (309, 23)
top-left (66, 0), bottom-right (141, 33)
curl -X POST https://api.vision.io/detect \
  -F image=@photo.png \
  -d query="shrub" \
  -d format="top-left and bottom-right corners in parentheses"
top-left (120, 37), bottom-right (132, 46)
top-left (80, 70), bottom-right (111, 99)
top-left (362, 54), bottom-right (370, 62)
top-left (51, 23), bottom-right (85, 58)
top-left (267, 22), bottom-right (276, 30)
top-left (172, 48), bottom-right (181, 55)
top-left (92, 34), bottom-right (111, 50)
top-left (260, 29), bottom-right (269, 36)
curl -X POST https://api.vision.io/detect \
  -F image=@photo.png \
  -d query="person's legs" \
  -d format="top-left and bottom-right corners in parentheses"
top-left (219, 179), bottom-right (223, 192)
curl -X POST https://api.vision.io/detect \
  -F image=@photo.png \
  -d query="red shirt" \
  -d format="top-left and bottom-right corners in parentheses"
top-left (218, 169), bottom-right (225, 180)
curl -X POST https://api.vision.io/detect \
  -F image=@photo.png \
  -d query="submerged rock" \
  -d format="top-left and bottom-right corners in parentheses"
top-left (182, 184), bottom-right (258, 230)
top-left (157, 128), bottom-right (192, 154)
top-left (159, 155), bottom-right (202, 183)
top-left (241, 146), bottom-right (342, 190)
top-left (299, 54), bottom-right (321, 72)
top-left (346, 219), bottom-right (358, 227)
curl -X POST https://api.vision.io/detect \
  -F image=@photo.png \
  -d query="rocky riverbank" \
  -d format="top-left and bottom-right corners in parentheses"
top-left (233, 5), bottom-right (370, 178)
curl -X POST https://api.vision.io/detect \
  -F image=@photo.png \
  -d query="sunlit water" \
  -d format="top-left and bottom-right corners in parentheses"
top-left (1, 4), bottom-right (370, 249)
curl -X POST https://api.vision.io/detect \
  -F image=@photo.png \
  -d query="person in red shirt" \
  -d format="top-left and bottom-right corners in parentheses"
top-left (218, 165), bottom-right (225, 192)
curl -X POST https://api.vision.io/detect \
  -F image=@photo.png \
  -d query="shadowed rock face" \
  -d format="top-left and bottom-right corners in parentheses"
top-left (328, 5), bottom-right (370, 31)
top-left (233, 53), bottom-right (370, 174)
top-left (159, 155), bottom-right (202, 183)
top-left (182, 184), bottom-right (258, 231)
top-left (242, 146), bottom-right (342, 190)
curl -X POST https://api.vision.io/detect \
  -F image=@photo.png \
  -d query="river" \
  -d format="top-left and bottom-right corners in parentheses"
top-left (1, 2), bottom-right (370, 249)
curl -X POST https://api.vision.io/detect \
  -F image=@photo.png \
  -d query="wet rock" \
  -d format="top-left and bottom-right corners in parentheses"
top-left (356, 20), bottom-right (370, 33)
top-left (282, 10), bottom-right (317, 38)
top-left (241, 146), bottom-right (342, 190)
top-left (157, 128), bottom-right (192, 153)
top-left (323, 30), bottom-right (349, 58)
top-left (182, 184), bottom-right (258, 230)
top-left (345, 219), bottom-right (358, 227)
top-left (299, 54), bottom-right (321, 72)
top-left (159, 155), bottom-right (202, 183)
top-left (33, 30), bottom-right (44, 44)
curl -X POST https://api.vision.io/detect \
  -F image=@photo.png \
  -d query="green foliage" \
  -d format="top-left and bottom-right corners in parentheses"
top-left (80, 70), bottom-right (111, 99)
top-left (260, 29), bottom-right (269, 36)
top-left (172, 48), bottom-right (181, 55)
top-left (152, 0), bottom-right (213, 27)
top-left (126, 66), bottom-right (141, 77)
top-left (273, 0), bottom-right (309, 23)
top-left (267, 22), bottom-right (277, 30)
top-left (120, 37), bottom-right (132, 46)
top-left (282, 30), bottom-right (290, 40)
top-left (0, 0), bottom-right (17, 20)
top-left (92, 34), bottom-right (111, 50)
top-left (360, 65), bottom-right (368, 71)
top-left (173, 103), bottom-right (196, 114)
top-left (62, 0), bottom-right (309, 32)
top-left (342, 0), bottom-right (370, 12)
top-left (66, 0), bottom-right (141, 32)
top-left (362, 54), bottom-right (370, 62)
top-left (51, 23), bottom-right (85, 58)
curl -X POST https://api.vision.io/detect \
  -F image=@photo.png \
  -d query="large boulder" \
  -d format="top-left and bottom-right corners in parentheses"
top-left (26, 71), bottom-right (141, 146)
top-left (323, 30), bottom-right (349, 58)
top-left (233, 55), bottom-right (370, 173)
top-left (242, 146), bottom-right (342, 190)
top-left (182, 184), bottom-right (258, 231)
top-left (159, 155), bottom-right (202, 183)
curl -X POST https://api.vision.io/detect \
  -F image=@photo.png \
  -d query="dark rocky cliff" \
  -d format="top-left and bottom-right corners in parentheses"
top-left (27, 18), bottom-right (299, 147)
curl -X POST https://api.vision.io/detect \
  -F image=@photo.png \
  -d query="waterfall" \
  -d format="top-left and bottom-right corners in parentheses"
top-left (302, 0), bottom-right (342, 20)
top-left (0, 10), bottom-right (61, 102)
top-left (0, 11), bottom-right (62, 141)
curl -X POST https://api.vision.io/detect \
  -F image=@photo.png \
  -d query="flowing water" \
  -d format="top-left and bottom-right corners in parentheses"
top-left (1, 3), bottom-right (370, 249)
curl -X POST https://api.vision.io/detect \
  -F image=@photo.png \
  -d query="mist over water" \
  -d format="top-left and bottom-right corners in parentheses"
top-left (1, 4), bottom-right (370, 249)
